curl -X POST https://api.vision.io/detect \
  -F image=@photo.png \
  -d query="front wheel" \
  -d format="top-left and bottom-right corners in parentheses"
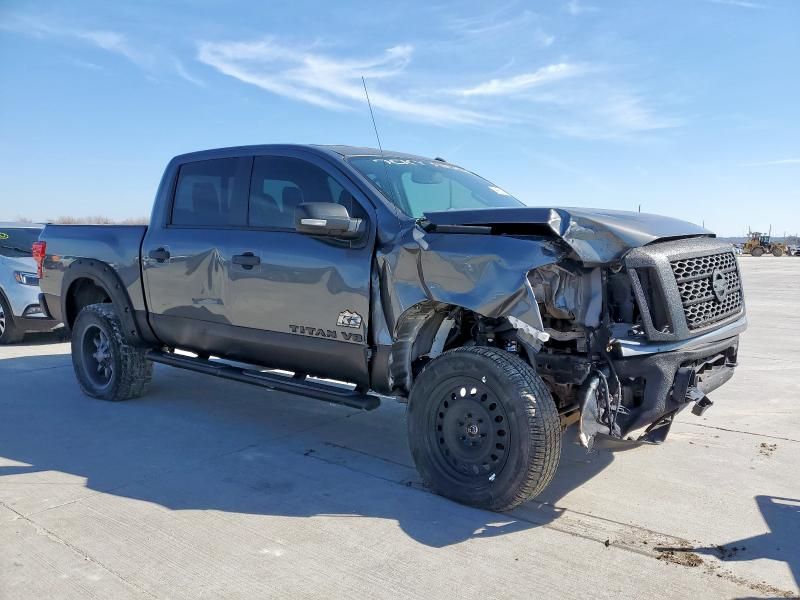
top-left (408, 346), bottom-right (561, 511)
top-left (71, 303), bottom-right (152, 401)
top-left (751, 247), bottom-right (764, 257)
top-left (772, 247), bottom-right (784, 257)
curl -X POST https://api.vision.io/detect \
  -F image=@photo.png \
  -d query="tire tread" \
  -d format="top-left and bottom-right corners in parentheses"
top-left (72, 303), bottom-right (152, 401)
top-left (410, 346), bottom-right (561, 511)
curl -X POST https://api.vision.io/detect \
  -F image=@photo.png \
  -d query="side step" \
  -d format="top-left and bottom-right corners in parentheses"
top-left (145, 350), bottom-right (381, 411)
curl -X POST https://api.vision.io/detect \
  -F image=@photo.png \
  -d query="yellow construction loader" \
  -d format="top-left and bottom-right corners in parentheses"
top-left (743, 230), bottom-right (787, 257)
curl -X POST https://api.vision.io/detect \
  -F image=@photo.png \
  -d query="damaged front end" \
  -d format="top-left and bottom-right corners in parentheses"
top-left (374, 208), bottom-right (746, 449)
top-left (541, 236), bottom-right (747, 448)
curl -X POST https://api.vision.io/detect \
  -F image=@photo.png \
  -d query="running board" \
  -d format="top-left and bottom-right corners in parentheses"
top-left (145, 350), bottom-right (381, 411)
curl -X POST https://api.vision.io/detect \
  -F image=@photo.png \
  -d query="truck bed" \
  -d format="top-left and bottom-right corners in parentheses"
top-left (38, 224), bottom-right (148, 325)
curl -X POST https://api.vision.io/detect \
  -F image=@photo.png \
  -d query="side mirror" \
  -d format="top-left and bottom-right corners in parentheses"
top-left (295, 202), bottom-right (363, 239)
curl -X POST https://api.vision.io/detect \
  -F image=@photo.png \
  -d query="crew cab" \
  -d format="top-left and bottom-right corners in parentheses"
top-left (37, 145), bottom-right (747, 510)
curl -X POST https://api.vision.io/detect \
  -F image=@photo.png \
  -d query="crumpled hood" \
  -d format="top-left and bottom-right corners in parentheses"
top-left (423, 206), bottom-right (713, 264)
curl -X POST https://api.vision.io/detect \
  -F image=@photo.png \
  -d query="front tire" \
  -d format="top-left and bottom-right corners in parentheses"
top-left (772, 247), bottom-right (783, 257)
top-left (751, 247), bottom-right (764, 257)
top-left (408, 346), bottom-right (561, 511)
top-left (71, 303), bottom-right (152, 401)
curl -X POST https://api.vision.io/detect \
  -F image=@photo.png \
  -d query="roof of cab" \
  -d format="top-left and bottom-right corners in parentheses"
top-left (171, 144), bottom-right (430, 163)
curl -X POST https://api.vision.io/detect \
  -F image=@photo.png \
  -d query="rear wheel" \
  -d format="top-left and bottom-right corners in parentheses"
top-left (751, 247), bottom-right (764, 257)
top-left (772, 247), bottom-right (783, 257)
top-left (71, 303), bottom-right (152, 401)
top-left (408, 346), bottom-right (561, 511)
top-left (0, 294), bottom-right (24, 345)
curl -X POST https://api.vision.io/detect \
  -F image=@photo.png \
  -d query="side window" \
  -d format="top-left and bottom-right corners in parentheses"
top-left (249, 156), bottom-right (339, 229)
top-left (171, 158), bottom-right (250, 227)
top-left (327, 176), bottom-right (354, 214)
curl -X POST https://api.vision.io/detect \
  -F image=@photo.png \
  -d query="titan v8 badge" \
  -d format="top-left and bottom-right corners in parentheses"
top-left (289, 324), bottom-right (363, 343)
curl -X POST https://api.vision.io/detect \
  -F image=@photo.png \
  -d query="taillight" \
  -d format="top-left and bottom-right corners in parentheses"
top-left (32, 241), bottom-right (46, 279)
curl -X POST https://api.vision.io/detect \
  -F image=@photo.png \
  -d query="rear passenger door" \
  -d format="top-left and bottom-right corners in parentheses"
top-left (226, 151), bottom-right (376, 386)
top-left (142, 156), bottom-right (251, 351)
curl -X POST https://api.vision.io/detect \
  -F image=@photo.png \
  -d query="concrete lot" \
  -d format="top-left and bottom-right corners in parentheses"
top-left (1, 257), bottom-right (798, 599)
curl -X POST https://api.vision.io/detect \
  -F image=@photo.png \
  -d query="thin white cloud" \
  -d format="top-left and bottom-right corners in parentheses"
top-left (172, 57), bottom-right (205, 87)
top-left (197, 39), bottom-right (494, 125)
top-left (744, 158), bottom-right (800, 166)
top-left (198, 37), bottom-right (680, 139)
top-left (75, 29), bottom-right (153, 68)
top-left (707, 0), bottom-right (766, 8)
top-left (566, 0), bottom-right (598, 15)
top-left (452, 63), bottom-right (586, 97)
top-left (3, 14), bottom-right (203, 85)
top-left (447, 7), bottom-right (533, 36)
top-left (446, 8), bottom-right (554, 47)
top-left (547, 93), bottom-right (683, 140)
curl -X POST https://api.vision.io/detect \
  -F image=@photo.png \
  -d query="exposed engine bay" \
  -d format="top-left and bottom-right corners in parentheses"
top-left (516, 238), bottom-right (744, 448)
top-left (409, 238), bottom-right (745, 450)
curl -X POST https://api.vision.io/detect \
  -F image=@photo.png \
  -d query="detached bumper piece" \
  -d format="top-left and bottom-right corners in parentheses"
top-left (578, 336), bottom-right (738, 448)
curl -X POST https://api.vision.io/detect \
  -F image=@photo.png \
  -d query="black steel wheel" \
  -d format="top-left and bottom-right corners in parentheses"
top-left (432, 380), bottom-right (511, 479)
top-left (408, 346), bottom-right (561, 511)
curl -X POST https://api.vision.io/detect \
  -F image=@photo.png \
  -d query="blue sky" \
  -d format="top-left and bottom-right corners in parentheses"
top-left (1, 0), bottom-right (798, 236)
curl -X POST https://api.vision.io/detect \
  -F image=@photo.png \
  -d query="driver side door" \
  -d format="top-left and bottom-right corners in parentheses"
top-left (226, 151), bottom-right (376, 386)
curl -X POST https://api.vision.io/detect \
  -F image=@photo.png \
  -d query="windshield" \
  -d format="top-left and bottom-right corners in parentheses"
top-left (0, 227), bottom-right (42, 258)
top-left (348, 157), bottom-right (523, 218)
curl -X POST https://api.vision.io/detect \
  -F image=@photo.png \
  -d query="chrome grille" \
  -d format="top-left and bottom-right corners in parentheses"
top-left (670, 251), bottom-right (743, 330)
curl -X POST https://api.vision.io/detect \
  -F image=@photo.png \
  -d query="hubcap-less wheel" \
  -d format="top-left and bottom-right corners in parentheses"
top-left (81, 324), bottom-right (113, 389)
top-left (0, 304), bottom-right (5, 336)
top-left (408, 347), bottom-right (562, 511)
top-left (433, 380), bottom-right (510, 478)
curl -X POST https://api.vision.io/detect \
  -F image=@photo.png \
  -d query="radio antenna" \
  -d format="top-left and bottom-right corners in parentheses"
top-left (361, 76), bottom-right (395, 208)
top-left (362, 76), bottom-right (384, 156)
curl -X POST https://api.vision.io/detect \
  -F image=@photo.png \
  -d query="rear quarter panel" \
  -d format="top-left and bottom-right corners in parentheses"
top-left (40, 225), bottom-right (148, 320)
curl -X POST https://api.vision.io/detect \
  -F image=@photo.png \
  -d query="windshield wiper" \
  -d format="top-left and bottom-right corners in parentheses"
top-left (417, 218), bottom-right (492, 235)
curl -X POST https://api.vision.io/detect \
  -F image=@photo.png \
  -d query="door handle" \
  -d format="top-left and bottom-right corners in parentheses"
top-left (232, 252), bottom-right (261, 269)
top-left (148, 247), bottom-right (171, 263)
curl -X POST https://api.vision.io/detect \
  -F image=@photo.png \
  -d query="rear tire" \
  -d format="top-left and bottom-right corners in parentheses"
top-left (0, 293), bottom-right (24, 345)
top-left (71, 303), bottom-right (152, 401)
top-left (772, 247), bottom-right (783, 257)
top-left (408, 346), bottom-right (561, 511)
top-left (751, 247), bottom-right (764, 257)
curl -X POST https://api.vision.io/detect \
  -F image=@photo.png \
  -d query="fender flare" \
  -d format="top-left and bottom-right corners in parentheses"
top-left (61, 258), bottom-right (147, 345)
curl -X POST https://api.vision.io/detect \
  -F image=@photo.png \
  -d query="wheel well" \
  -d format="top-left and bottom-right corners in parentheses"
top-left (392, 302), bottom-right (496, 395)
top-left (65, 278), bottom-right (111, 328)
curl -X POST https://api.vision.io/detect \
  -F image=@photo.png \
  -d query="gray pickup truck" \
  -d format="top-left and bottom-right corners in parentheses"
top-left (38, 145), bottom-right (746, 510)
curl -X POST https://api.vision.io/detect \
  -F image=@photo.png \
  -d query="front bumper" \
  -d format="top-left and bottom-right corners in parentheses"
top-left (18, 313), bottom-right (59, 333)
top-left (611, 314), bottom-right (747, 358)
top-left (612, 333), bottom-right (740, 437)
top-left (2, 287), bottom-right (59, 334)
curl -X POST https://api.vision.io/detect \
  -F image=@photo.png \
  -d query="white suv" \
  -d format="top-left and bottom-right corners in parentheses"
top-left (0, 223), bottom-right (60, 344)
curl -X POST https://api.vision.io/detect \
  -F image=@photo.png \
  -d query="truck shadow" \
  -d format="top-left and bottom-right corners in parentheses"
top-left (1, 353), bottom-right (617, 549)
top-left (693, 495), bottom-right (800, 591)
